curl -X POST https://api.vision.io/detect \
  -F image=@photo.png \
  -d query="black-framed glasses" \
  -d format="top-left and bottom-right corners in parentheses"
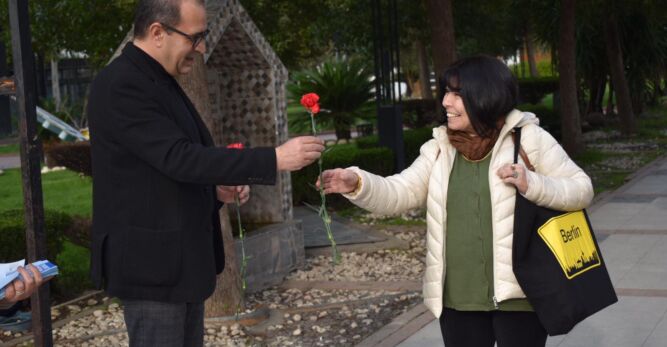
top-left (160, 22), bottom-right (210, 49)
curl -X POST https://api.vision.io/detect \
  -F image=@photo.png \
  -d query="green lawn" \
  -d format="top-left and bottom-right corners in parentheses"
top-left (0, 168), bottom-right (92, 217)
top-left (0, 143), bottom-right (19, 155)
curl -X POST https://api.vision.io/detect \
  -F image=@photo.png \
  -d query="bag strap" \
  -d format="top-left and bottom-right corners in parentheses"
top-left (511, 127), bottom-right (536, 172)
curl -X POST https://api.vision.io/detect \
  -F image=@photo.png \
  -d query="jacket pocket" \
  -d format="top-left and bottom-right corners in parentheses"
top-left (121, 226), bottom-right (182, 287)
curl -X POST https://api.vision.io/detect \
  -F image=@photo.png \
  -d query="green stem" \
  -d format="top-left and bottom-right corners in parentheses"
top-left (234, 194), bottom-right (248, 316)
top-left (310, 112), bottom-right (340, 264)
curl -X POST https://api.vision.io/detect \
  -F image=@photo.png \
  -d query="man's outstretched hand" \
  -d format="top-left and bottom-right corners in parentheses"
top-left (275, 136), bottom-right (325, 171)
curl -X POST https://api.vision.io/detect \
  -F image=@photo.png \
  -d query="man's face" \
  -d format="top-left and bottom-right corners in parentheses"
top-left (162, 1), bottom-right (207, 76)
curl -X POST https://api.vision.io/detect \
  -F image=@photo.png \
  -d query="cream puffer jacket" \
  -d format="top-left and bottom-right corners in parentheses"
top-left (344, 109), bottom-right (594, 318)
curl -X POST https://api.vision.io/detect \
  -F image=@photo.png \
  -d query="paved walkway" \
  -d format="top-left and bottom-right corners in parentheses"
top-left (0, 154), bottom-right (19, 170)
top-left (367, 155), bottom-right (667, 347)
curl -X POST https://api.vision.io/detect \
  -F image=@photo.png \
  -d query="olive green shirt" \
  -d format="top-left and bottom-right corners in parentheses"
top-left (444, 152), bottom-right (533, 311)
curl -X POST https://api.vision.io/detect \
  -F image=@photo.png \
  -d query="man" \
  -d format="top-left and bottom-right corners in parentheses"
top-left (0, 265), bottom-right (44, 314)
top-left (86, 0), bottom-right (324, 345)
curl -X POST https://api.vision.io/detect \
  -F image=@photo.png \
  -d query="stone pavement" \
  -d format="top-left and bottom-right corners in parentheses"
top-left (0, 154), bottom-right (19, 170)
top-left (362, 155), bottom-right (667, 347)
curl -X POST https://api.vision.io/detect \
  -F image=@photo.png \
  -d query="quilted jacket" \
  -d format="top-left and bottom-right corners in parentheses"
top-left (344, 109), bottom-right (594, 318)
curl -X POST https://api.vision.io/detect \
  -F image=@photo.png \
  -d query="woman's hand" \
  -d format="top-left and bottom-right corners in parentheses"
top-left (216, 185), bottom-right (250, 205)
top-left (497, 163), bottom-right (529, 194)
top-left (2, 265), bottom-right (43, 304)
top-left (316, 169), bottom-right (360, 194)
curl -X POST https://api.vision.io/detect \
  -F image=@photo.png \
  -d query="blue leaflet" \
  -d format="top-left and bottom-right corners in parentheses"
top-left (0, 260), bottom-right (59, 300)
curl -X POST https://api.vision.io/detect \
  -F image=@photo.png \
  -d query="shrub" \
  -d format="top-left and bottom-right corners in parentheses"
top-left (401, 99), bottom-right (440, 128)
top-left (44, 141), bottom-right (92, 176)
top-left (354, 127), bottom-right (435, 165)
top-left (518, 103), bottom-right (561, 140)
top-left (287, 56), bottom-right (375, 140)
top-left (291, 144), bottom-right (393, 208)
top-left (518, 77), bottom-right (559, 104)
top-left (0, 209), bottom-right (69, 262)
top-left (403, 127), bottom-right (435, 165)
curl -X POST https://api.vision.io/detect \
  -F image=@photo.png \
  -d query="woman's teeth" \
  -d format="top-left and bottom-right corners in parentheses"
top-left (447, 113), bottom-right (460, 118)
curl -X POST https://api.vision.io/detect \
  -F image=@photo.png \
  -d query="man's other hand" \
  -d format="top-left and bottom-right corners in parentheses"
top-left (217, 185), bottom-right (250, 205)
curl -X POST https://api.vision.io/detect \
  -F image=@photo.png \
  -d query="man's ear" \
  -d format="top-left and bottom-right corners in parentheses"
top-left (147, 22), bottom-right (166, 48)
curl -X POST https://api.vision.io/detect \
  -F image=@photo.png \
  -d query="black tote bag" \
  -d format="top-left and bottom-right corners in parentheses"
top-left (511, 127), bottom-right (617, 336)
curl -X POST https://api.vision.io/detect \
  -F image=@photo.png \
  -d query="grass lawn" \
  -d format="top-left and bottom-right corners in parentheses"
top-left (0, 168), bottom-right (92, 217)
top-left (0, 143), bottom-right (19, 156)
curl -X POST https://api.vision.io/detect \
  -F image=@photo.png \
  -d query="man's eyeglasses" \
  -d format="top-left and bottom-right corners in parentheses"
top-left (160, 23), bottom-right (210, 50)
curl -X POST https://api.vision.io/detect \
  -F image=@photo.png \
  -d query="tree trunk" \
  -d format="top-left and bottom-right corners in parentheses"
top-left (604, 14), bottom-right (637, 135)
top-left (176, 54), bottom-right (243, 317)
top-left (558, 0), bottom-right (584, 156)
top-left (425, 0), bottom-right (456, 97)
top-left (50, 58), bottom-right (61, 112)
top-left (416, 40), bottom-right (433, 99)
top-left (525, 24), bottom-right (540, 78)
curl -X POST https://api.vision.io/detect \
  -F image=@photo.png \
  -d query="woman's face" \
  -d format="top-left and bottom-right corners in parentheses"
top-left (442, 89), bottom-right (474, 133)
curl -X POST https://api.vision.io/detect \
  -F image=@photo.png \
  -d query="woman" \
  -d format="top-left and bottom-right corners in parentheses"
top-left (318, 55), bottom-right (593, 347)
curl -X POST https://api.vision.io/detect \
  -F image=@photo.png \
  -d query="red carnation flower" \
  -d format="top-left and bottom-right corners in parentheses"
top-left (227, 142), bottom-right (244, 149)
top-left (300, 93), bottom-right (320, 114)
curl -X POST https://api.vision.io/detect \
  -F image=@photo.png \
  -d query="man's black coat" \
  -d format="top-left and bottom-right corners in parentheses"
top-left (87, 43), bottom-right (277, 302)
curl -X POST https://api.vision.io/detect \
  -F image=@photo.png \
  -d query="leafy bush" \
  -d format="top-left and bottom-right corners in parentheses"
top-left (288, 56), bottom-right (375, 140)
top-left (44, 141), bottom-right (92, 176)
top-left (0, 209), bottom-right (94, 300)
top-left (0, 209), bottom-right (69, 262)
top-left (354, 127), bottom-right (435, 165)
top-left (518, 103), bottom-right (561, 140)
top-left (291, 144), bottom-right (393, 208)
top-left (401, 99), bottom-right (440, 128)
top-left (518, 77), bottom-right (559, 104)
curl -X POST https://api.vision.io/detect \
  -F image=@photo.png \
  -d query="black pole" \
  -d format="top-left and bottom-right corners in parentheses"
top-left (372, 0), bottom-right (404, 172)
top-left (8, 0), bottom-right (53, 345)
top-left (371, 0), bottom-right (382, 109)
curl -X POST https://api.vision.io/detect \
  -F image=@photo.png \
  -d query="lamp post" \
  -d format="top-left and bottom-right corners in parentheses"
top-left (8, 0), bottom-right (53, 345)
top-left (371, 0), bottom-right (404, 172)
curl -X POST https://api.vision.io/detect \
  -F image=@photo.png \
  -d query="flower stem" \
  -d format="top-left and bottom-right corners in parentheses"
top-left (234, 194), bottom-right (248, 316)
top-left (310, 113), bottom-right (340, 265)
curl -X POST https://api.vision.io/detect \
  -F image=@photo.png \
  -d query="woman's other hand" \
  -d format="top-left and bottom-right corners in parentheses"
top-left (316, 169), bottom-right (360, 194)
top-left (497, 163), bottom-right (528, 194)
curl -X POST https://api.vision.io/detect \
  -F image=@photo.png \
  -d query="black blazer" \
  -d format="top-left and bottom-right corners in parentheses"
top-left (87, 43), bottom-right (277, 302)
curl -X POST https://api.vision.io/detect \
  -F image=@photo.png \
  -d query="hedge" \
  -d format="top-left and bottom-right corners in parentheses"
top-left (44, 141), bottom-right (92, 176)
top-left (518, 103), bottom-right (561, 140)
top-left (518, 77), bottom-right (559, 105)
top-left (291, 144), bottom-right (393, 208)
top-left (355, 127), bottom-right (435, 165)
top-left (0, 209), bottom-right (69, 262)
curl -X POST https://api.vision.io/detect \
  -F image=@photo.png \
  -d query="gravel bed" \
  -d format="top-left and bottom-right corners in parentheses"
top-left (7, 218), bottom-right (428, 347)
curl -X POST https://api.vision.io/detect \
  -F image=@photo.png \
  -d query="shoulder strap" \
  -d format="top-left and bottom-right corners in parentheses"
top-left (511, 127), bottom-right (536, 172)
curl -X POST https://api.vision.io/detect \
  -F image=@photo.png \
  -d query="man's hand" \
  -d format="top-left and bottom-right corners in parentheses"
top-left (217, 185), bottom-right (250, 205)
top-left (316, 168), bottom-right (360, 194)
top-left (275, 136), bottom-right (325, 171)
top-left (2, 265), bottom-right (44, 304)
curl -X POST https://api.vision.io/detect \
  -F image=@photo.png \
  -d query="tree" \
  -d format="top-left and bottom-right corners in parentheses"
top-left (425, 0), bottom-right (456, 97)
top-left (558, 0), bottom-right (583, 155)
top-left (175, 55), bottom-right (243, 317)
top-left (604, 12), bottom-right (636, 135)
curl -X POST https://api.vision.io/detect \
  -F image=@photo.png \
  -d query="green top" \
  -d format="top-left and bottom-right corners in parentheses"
top-left (444, 152), bottom-right (533, 312)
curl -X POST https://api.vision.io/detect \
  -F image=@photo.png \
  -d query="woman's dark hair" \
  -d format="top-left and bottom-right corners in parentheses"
top-left (133, 0), bottom-right (204, 39)
top-left (439, 55), bottom-right (519, 137)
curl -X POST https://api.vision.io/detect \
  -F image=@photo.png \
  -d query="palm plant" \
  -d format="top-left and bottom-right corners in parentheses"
top-left (288, 56), bottom-right (374, 140)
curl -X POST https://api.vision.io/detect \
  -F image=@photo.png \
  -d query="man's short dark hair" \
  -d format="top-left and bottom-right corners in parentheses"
top-left (440, 55), bottom-right (519, 137)
top-left (133, 0), bottom-right (204, 39)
